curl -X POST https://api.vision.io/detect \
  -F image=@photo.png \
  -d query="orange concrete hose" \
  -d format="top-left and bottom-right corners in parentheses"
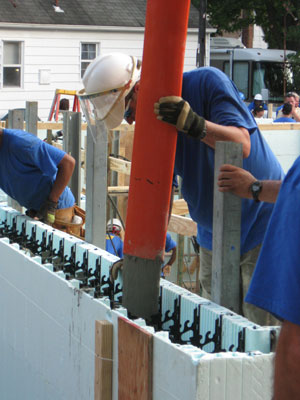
top-left (124, 0), bottom-right (191, 260)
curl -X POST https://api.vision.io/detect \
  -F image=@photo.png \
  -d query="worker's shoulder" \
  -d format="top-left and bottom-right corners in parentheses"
top-left (184, 66), bottom-right (223, 78)
top-left (183, 66), bottom-right (228, 88)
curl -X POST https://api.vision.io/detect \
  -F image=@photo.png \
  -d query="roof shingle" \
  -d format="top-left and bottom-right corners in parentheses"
top-left (0, 0), bottom-right (200, 28)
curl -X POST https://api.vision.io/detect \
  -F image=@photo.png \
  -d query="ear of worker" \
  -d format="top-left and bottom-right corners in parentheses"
top-left (154, 96), bottom-right (207, 139)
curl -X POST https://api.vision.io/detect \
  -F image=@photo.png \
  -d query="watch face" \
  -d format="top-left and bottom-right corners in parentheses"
top-left (252, 182), bottom-right (260, 192)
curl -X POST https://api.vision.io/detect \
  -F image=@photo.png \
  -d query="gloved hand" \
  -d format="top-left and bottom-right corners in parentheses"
top-left (37, 199), bottom-right (58, 224)
top-left (110, 259), bottom-right (123, 282)
top-left (154, 96), bottom-right (207, 139)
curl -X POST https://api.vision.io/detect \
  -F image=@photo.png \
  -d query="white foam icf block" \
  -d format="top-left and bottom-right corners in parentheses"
top-left (153, 334), bottom-right (204, 400)
top-left (241, 353), bottom-right (274, 400)
top-left (0, 239), bottom-right (113, 400)
top-left (196, 352), bottom-right (274, 400)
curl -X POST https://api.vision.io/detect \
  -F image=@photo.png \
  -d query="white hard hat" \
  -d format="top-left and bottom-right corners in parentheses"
top-left (78, 53), bottom-right (141, 130)
top-left (107, 218), bottom-right (122, 232)
top-left (254, 94), bottom-right (263, 100)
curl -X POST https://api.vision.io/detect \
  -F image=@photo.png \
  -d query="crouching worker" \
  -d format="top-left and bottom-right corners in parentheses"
top-left (0, 128), bottom-right (82, 235)
top-left (106, 218), bottom-right (124, 258)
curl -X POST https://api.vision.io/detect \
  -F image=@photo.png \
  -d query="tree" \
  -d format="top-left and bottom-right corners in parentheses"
top-left (191, 0), bottom-right (300, 51)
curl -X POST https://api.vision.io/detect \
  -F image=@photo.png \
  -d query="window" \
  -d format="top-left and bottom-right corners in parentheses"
top-left (224, 61), bottom-right (249, 100)
top-left (81, 43), bottom-right (98, 78)
top-left (3, 41), bottom-right (22, 88)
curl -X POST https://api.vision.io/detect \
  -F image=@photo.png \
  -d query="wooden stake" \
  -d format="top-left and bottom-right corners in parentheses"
top-left (94, 320), bottom-right (113, 400)
top-left (211, 141), bottom-right (243, 313)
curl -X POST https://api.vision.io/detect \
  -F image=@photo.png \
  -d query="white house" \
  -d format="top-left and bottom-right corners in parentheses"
top-left (0, 0), bottom-right (215, 121)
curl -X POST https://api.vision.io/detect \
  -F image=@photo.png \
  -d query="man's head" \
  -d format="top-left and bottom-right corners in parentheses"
top-left (59, 98), bottom-right (69, 111)
top-left (285, 92), bottom-right (297, 108)
top-left (253, 104), bottom-right (264, 118)
top-left (282, 102), bottom-right (293, 116)
top-left (79, 53), bottom-right (141, 130)
top-left (107, 218), bottom-right (122, 235)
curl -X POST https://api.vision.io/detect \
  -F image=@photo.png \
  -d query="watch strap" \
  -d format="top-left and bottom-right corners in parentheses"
top-left (251, 181), bottom-right (263, 202)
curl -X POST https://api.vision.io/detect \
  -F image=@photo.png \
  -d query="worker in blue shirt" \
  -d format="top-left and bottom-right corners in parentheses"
top-left (106, 218), bottom-right (124, 258)
top-left (245, 158), bottom-right (300, 399)
top-left (81, 54), bottom-right (284, 325)
top-left (217, 159), bottom-right (300, 399)
top-left (247, 93), bottom-right (268, 113)
top-left (153, 67), bottom-right (283, 325)
top-left (0, 128), bottom-right (76, 226)
top-left (161, 232), bottom-right (177, 278)
top-left (273, 102), bottom-right (295, 123)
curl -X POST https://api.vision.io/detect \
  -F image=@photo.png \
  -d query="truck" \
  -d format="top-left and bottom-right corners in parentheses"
top-left (210, 37), bottom-right (296, 103)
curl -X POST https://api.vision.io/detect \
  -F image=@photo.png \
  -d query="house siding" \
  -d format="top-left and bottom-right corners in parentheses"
top-left (0, 27), bottom-right (199, 121)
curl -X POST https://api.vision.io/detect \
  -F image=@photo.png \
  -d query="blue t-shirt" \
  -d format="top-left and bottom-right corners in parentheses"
top-left (273, 117), bottom-right (295, 123)
top-left (0, 129), bottom-right (74, 210)
top-left (106, 234), bottom-right (123, 258)
top-left (174, 67), bottom-right (284, 254)
top-left (165, 232), bottom-right (176, 253)
top-left (246, 156), bottom-right (300, 325)
top-left (248, 101), bottom-right (268, 112)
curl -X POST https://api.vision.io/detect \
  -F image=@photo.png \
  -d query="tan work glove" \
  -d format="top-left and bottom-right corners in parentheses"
top-left (37, 199), bottom-right (58, 224)
top-left (154, 96), bottom-right (207, 139)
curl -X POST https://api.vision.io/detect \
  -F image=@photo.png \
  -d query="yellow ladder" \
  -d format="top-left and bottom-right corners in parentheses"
top-left (48, 89), bottom-right (80, 121)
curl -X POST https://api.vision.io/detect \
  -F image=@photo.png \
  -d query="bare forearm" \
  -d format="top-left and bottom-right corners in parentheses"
top-left (257, 180), bottom-right (281, 203)
top-left (203, 121), bottom-right (251, 158)
top-left (274, 321), bottom-right (300, 400)
top-left (49, 154), bottom-right (75, 203)
top-left (218, 164), bottom-right (281, 203)
top-left (166, 247), bottom-right (177, 266)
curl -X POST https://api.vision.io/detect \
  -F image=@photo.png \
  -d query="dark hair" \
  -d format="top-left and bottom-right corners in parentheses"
top-left (59, 98), bottom-right (70, 111)
top-left (282, 102), bottom-right (292, 115)
top-left (286, 92), bottom-right (296, 99)
top-left (252, 104), bottom-right (264, 116)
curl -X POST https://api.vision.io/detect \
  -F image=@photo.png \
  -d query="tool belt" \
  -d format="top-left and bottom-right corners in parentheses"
top-left (53, 205), bottom-right (85, 239)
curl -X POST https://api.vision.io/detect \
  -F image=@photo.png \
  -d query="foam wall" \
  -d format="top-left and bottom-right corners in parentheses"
top-left (0, 217), bottom-right (275, 400)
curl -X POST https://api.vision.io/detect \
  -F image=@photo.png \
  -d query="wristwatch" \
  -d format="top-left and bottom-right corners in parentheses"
top-left (250, 181), bottom-right (263, 202)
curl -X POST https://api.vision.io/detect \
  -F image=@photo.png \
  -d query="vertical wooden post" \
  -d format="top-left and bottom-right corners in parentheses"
top-left (85, 123), bottom-right (107, 249)
top-left (46, 129), bottom-right (53, 144)
top-left (7, 109), bottom-right (24, 212)
top-left (267, 103), bottom-right (273, 119)
top-left (211, 141), bottom-right (243, 313)
top-left (7, 108), bottom-right (23, 130)
top-left (62, 111), bottom-right (82, 204)
top-left (118, 317), bottom-right (153, 400)
top-left (94, 320), bottom-right (113, 400)
top-left (176, 234), bottom-right (185, 287)
top-left (25, 101), bottom-right (38, 135)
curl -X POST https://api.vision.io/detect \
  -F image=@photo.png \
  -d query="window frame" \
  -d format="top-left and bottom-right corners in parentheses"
top-left (1, 40), bottom-right (24, 89)
top-left (80, 42), bottom-right (100, 79)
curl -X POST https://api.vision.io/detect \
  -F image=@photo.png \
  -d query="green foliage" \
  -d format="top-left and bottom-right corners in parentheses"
top-left (287, 52), bottom-right (300, 93)
top-left (191, 0), bottom-right (300, 51)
